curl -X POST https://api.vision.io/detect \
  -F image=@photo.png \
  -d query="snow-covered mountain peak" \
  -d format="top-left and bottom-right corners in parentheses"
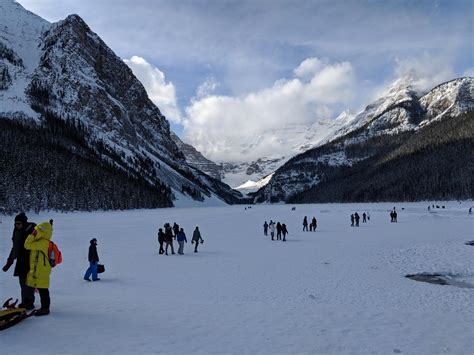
top-left (0, 0), bottom-right (49, 71)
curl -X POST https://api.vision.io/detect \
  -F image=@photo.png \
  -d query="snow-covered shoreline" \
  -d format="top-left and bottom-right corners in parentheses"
top-left (1, 202), bottom-right (473, 354)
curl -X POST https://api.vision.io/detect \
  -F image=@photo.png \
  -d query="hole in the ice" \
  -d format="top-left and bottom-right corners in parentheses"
top-left (465, 241), bottom-right (474, 246)
top-left (405, 273), bottom-right (474, 288)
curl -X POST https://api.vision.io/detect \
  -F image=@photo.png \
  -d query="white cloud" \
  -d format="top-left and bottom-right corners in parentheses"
top-left (195, 77), bottom-right (220, 99)
top-left (184, 58), bottom-right (355, 163)
top-left (294, 57), bottom-right (327, 79)
top-left (124, 56), bottom-right (182, 124)
top-left (393, 54), bottom-right (455, 92)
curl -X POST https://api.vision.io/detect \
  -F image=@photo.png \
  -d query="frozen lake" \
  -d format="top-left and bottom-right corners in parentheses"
top-left (1, 202), bottom-right (473, 354)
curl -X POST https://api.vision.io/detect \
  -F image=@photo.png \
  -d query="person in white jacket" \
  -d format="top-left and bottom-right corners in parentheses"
top-left (269, 220), bottom-right (276, 241)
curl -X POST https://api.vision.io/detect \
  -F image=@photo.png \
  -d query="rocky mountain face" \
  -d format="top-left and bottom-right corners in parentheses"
top-left (170, 132), bottom-right (222, 181)
top-left (254, 77), bottom-right (474, 203)
top-left (0, 0), bottom-right (241, 212)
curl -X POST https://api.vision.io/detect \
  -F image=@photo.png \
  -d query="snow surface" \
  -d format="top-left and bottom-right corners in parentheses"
top-left (1, 202), bottom-right (473, 354)
top-left (235, 173), bottom-right (274, 193)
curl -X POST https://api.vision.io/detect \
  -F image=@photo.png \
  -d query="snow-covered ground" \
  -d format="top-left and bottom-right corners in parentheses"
top-left (1, 202), bottom-right (473, 354)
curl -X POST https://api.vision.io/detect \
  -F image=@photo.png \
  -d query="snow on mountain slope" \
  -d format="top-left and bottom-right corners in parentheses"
top-left (0, 0), bottom-right (48, 118)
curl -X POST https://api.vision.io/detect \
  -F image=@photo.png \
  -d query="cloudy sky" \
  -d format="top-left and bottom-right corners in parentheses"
top-left (18, 0), bottom-right (473, 162)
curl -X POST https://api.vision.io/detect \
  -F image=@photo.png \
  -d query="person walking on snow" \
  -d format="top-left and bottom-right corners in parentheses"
top-left (303, 216), bottom-right (308, 231)
top-left (282, 224), bottom-right (288, 241)
top-left (276, 222), bottom-right (282, 240)
top-left (263, 221), bottom-right (268, 236)
top-left (164, 223), bottom-right (175, 255)
top-left (269, 220), bottom-right (276, 240)
top-left (350, 214), bottom-right (355, 227)
top-left (354, 212), bottom-right (360, 227)
top-left (24, 221), bottom-right (54, 316)
top-left (84, 238), bottom-right (100, 282)
top-left (176, 228), bottom-right (187, 255)
top-left (312, 217), bottom-right (317, 231)
top-left (362, 213), bottom-right (367, 223)
top-left (192, 227), bottom-right (203, 253)
top-left (157, 228), bottom-right (165, 255)
top-left (2, 212), bottom-right (36, 310)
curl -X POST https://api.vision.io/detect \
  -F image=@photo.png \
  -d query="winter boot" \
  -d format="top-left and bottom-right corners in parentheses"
top-left (34, 308), bottom-right (50, 316)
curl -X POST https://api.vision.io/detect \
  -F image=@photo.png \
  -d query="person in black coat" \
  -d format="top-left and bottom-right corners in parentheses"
top-left (173, 222), bottom-right (180, 238)
top-left (276, 222), bottom-right (282, 240)
top-left (281, 224), bottom-right (288, 241)
top-left (164, 223), bottom-right (175, 255)
top-left (2, 212), bottom-right (36, 309)
top-left (84, 238), bottom-right (100, 281)
top-left (354, 212), bottom-right (360, 227)
top-left (303, 216), bottom-right (308, 231)
top-left (157, 228), bottom-right (165, 254)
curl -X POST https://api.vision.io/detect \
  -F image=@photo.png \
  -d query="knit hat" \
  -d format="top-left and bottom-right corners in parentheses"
top-left (90, 238), bottom-right (97, 244)
top-left (14, 212), bottom-right (28, 224)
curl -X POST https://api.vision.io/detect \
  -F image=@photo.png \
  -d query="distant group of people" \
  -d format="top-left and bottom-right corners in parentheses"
top-left (157, 222), bottom-right (203, 255)
top-left (350, 212), bottom-right (369, 227)
top-left (302, 216), bottom-right (317, 231)
top-left (263, 220), bottom-right (288, 241)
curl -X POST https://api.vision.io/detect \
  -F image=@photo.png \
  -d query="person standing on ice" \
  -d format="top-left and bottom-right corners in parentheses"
top-left (282, 224), bottom-right (288, 241)
top-left (312, 217), bottom-right (317, 231)
top-left (276, 222), bottom-right (282, 240)
top-left (192, 227), bottom-right (203, 253)
top-left (176, 228), bottom-right (187, 255)
top-left (263, 221), bottom-right (268, 236)
top-left (350, 214), bottom-right (355, 226)
top-left (157, 228), bottom-right (165, 255)
top-left (173, 222), bottom-right (180, 238)
top-left (2, 212), bottom-right (36, 310)
top-left (24, 221), bottom-right (54, 316)
top-left (84, 238), bottom-right (100, 282)
top-left (269, 220), bottom-right (275, 240)
top-left (164, 223), bottom-right (175, 255)
top-left (303, 216), bottom-right (308, 231)
top-left (362, 213), bottom-right (367, 223)
top-left (354, 212), bottom-right (360, 227)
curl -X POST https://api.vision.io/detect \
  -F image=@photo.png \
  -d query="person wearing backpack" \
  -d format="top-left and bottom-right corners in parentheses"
top-left (84, 238), bottom-right (100, 282)
top-left (2, 213), bottom-right (36, 310)
top-left (23, 221), bottom-right (54, 316)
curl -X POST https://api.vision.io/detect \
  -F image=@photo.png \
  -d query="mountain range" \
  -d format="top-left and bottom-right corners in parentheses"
top-left (0, 0), bottom-right (472, 212)
top-left (253, 77), bottom-right (473, 202)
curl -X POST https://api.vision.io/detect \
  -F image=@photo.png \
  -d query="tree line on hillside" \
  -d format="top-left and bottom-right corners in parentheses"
top-left (0, 116), bottom-right (173, 214)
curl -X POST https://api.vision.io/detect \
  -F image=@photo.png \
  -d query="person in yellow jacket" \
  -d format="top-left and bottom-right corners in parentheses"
top-left (23, 221), bottom-right (53, 316)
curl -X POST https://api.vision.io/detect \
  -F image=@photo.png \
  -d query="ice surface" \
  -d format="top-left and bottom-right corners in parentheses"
top-left (0, 201), bottom-right (473, 353)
